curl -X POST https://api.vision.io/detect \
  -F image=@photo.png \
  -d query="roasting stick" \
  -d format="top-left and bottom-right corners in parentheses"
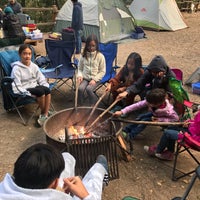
top-left (74, 78), bottom-right (80, 111)
top-left (85, 99), bottom-right (120, 133)
top-left (112, 118), bottom-right (184, 126)
top-left (84, 92), bottom-right (107, 127)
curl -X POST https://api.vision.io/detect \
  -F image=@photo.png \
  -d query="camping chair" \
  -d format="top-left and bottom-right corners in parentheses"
top-left (41, 39), bottom-right (77, 96)
top-left (169, 76), bottom-right (191, 121)
top-left (93, 42), bottom-right (119, 104)
top-left (172, 132), bottom-right (200, 181)
top-left (172, 165), bottom-right (200, 200)
top-left (185, 67), bottom-right (200, 85)
top-left (0, 48), bottom-right (39, 125)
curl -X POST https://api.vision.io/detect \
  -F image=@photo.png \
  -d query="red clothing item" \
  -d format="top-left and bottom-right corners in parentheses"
top-left (109, 66), bottom-right (144, 105)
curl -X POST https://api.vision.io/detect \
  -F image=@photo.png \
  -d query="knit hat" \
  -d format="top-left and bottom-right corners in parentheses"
top-left (4, 6), bottom-right (14, 14)
top-left (147, 55), bottom-right (168, 72)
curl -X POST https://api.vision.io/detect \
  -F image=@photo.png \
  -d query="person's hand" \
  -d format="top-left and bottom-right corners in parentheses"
top-left (113, 110), bottom-right (123, 117)
top-left (157, 71), bottom-right (165, 78)
top-left (63, 176), bottom-right (89, 199)
top-left (77, 76), bottom-right (83, 84)
top-left (151, 116), bottom-right (158, 121)
top-left (183, 120), bottom-right (190, 128)
top-left (105, 83), bottom-right (111, 92)
top-left (89, 79), bottom-right (96, 85)
top-left (116, 86), bottom-right (126, 93)
top-left (116, 91), bottom-right (128, 101)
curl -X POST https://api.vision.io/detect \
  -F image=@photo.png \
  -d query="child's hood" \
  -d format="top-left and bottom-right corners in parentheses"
top-left (11, 61), bottom-right (29, 69)
top-left (147, 55), bottom-right (168, 72)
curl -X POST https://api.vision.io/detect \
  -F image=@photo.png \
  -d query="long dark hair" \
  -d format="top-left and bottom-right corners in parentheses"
top-left (121, 52), bottom-right (143, 81)
top-left (82, 34), bottom-right (100, 60)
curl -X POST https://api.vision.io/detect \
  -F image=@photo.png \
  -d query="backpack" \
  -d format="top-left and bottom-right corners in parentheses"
top-left (35, 56), bottom-right (51, 69)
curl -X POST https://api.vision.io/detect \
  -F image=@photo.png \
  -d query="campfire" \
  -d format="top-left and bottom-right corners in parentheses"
top-left (57, 125), bottom-right (94, 141)
top-left (44, 107), bottom-right (122, 179)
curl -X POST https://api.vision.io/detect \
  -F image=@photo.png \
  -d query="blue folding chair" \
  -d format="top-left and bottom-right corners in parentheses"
top-left (94, 42), bottom-right (119, 104)
top-left (41, 39), bottom-right (77, 96)
top-left (0, 47), bottom-right (39, 125)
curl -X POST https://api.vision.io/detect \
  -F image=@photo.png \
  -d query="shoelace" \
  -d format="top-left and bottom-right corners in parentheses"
top-left (103, 173), bottom-right (109, 186)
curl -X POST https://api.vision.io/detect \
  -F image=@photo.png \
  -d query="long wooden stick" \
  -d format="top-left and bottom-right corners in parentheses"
top-left (112, 118), bottom-right (184, 126)
top-left (86, 99), bottom-right (120, 132)
top-left (84, 92), bottom-right (107, 127)
top-left (74, 80), bottom-right (79, 111)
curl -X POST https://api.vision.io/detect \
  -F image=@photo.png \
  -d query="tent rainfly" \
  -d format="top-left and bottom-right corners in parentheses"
top-left (54, 0), bottom-right (136, 43)
top-left (129, 0), bottom-right (188, 31)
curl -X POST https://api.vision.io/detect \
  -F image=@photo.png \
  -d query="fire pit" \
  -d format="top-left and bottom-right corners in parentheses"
top-left (44, 107), bottom-right (122, 179)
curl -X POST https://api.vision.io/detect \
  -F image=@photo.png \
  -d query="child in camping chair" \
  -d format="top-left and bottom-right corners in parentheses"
top-left (105, 52), bottom-right (144, 111)
top-left (144, 107), bottom-right (200, 161)
top-left (113, 88), bottom-right (179, 142)
top-left (11, 44), bottom-right (52, 126)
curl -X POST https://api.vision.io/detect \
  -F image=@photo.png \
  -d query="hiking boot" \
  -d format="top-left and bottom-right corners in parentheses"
top-left (37, 115), bottom-right (48, 127)
top-left (144, 145), bottom-right (157, 156)
top-left (96, 155), bottom-right (109, 187)
top-left (155, 150), bottom-right (174, 161)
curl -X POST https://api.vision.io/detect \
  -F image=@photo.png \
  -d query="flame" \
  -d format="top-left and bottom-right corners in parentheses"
top-left (68, 125), bottom-right (86, 136)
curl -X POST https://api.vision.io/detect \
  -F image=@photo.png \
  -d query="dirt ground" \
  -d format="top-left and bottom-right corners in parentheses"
top-left (0, 12), bottom-right (200, 200)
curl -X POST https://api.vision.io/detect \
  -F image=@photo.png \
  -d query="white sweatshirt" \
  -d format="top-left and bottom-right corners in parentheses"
top-left (11, 61), bottom-right (49, 96)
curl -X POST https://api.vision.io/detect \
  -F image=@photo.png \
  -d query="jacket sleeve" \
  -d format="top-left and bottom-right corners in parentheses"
top-left (93, 53), bottom-right (106, 82)
top-left (126, 70), bottom-right (152, 95)
top-left (35, 65), bottom-right (49, 88)
top-left (109, 67), bottom-right (123, 87)
top-left (121, 100), bottom-right (147, 115)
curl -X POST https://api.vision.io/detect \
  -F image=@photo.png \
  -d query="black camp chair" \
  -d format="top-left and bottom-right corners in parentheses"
top-left (172, 165), bottom-right (200, 200)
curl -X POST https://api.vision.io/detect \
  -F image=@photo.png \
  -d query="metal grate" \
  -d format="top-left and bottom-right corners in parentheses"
top-left (64, 135), bottom-right (119, 180)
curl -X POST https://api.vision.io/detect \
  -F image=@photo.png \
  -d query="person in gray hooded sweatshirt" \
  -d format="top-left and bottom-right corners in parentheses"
top-left (116, 55), bottom-right (176, 101)
top-left (11, 44), bottom-right (52, 126)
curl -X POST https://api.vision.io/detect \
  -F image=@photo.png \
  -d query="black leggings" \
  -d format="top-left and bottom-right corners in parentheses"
top-left (27, 85), bottom-right (50, 97)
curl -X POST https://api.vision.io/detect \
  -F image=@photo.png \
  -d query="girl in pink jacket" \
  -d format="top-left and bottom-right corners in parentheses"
top-left (114, 88), bottom-right (179, 141)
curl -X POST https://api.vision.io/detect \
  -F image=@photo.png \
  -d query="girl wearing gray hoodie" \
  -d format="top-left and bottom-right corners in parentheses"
top-left (11, 44), bottom-right (51, 126)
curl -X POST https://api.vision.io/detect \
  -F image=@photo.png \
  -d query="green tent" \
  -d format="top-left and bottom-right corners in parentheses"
top-left (54, 0), bottom-right (135, 43)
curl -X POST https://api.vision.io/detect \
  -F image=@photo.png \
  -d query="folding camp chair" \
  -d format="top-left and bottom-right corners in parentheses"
top-left (0, 47), bottom-right (39, 125)
top-left (185, 67), bottom-right (200, 85)
top-left (41, 39), bottom-right (77, 96)
top-left (93, 42), bottom-right (119, 104)
top-left (172, 132), bottom-right (200, 181)
top-left (172, 165), bottom-right (200, 200)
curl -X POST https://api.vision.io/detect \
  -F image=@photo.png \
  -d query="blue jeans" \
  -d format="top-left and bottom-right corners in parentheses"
top-left (75, 30), bottom-right (82, 54)
top-left (156, 126), bottom-right (188, 153)
top-left (123, 112), bottom-right (153, 140)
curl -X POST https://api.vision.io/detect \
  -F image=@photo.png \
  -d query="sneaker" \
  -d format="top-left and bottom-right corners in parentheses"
top-left (155, 150), bottom-right (174, 161)
top-left (96, 155), bottom-right (109, 186)
top-left (144, 145), bottom-right (157, 156)
top-left (96, 155), bottom-right (108, 172)
top-left (121, 131), bottom-right (130, 142)
top-left (37, 115), bottom-right (48, 127)
top-left (48, 110), bottom-right (56, 117)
